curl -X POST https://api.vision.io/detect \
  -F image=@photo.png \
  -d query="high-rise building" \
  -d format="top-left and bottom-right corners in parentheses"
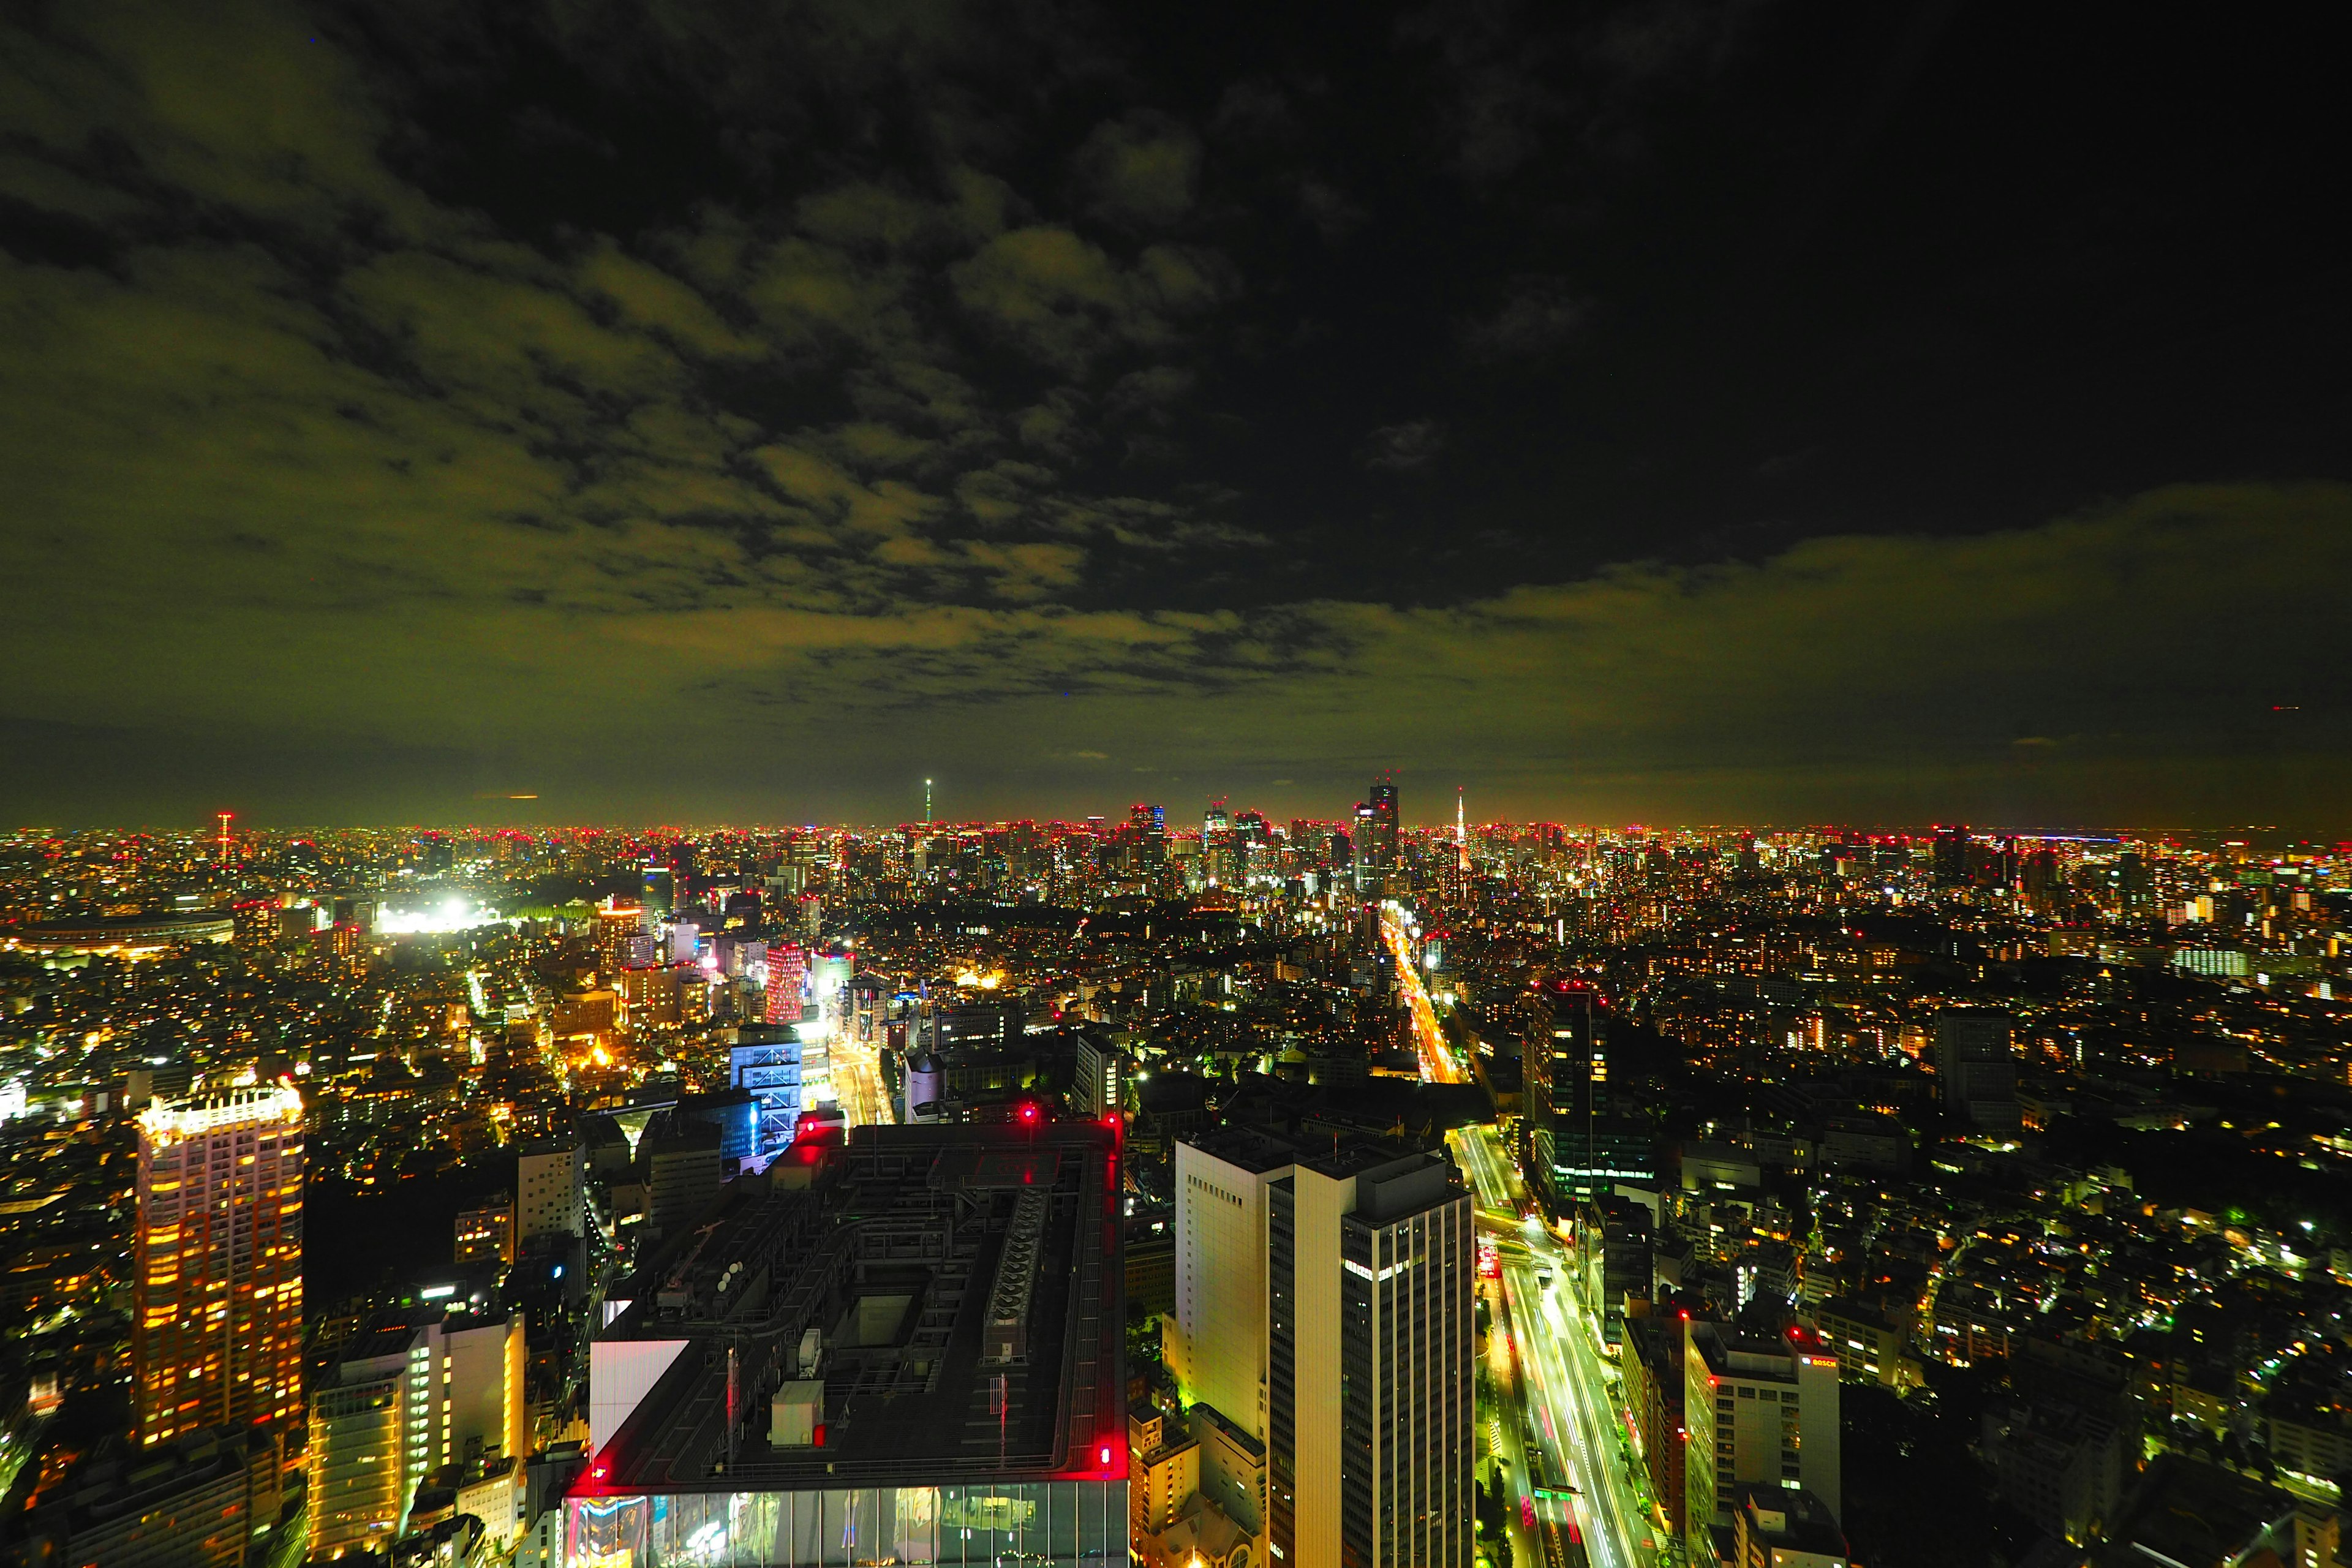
top-left (516, 1138), bottom-right (584, 1244)
top-left (311, 1306), bottom-right (529, 1555)
top-left (1174, 1128), bottom-right (1473, 1568)
top-left (576, 1120), bottom-right (1126, 1566)
top-left (764, 943), bottom-right (807, 1026)
top-left (1931, 824), bottom-right (1970, 888)
top-left (1623, 1314), bottom-right (1690, 1541)
top-left (1129, 802), bottom-right (1167, 865)
top-left (1522, 982), bottom-right (1654, 1214)
top-left (1684, 1322), bottom-right (1841, 1558)
top-left (1933, 1008), bottom-right (2020, 1131)
top-left (134, 1087), bottom-right (305, 1446)
top-left (1072, 1031), bottom-right (1126, 1118)
top-left (1283, 1147), bottom-right (1471, 1568)
top-left (1362, 781), bottom-right (1398, 872)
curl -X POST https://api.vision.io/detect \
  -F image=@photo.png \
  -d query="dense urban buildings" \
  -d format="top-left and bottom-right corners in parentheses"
top-left (0, 806), bottom-right (2346, 1568)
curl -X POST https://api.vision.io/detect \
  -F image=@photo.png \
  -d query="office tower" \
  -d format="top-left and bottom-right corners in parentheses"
top-left (576, 1121), bottom-right (1125, 1566)
top-left (1933, 1008), bottom-right (2020, 1131)
top-left (456, 1197), bottom-right (516, 1267)
top-left (596, 903), bottom-right (649, 973)
top-left (1072, 1031), bottom-right (1126, 1118)
top-left (1175, 1128), bottom-right (1473, 1568)
top-left (516, 1138), bottom-right (584, 1244)
top-left (134, 1086), bottom-right (304, 1446)
top-left (1171, 1131), bottom-right (1287, 1463)
top-left (1130, 802), bottom-right (1167, 865)
top-left (1363, 780), bottom-right (1399, 872)
top-left (764, 942), bottom-right (807, 1025)
top-left (311, 1306), bottom-right (529, 1555)
top-left (1931, 824), bottom-right (1970, 887)
top-left (1684, 1322), bottom-right (1841, 1559)
top-left (1521, 982), bottom-right (1654, 1215)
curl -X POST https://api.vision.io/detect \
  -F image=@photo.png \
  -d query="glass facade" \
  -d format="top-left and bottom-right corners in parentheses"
top-left (565, 1480), bottom-right (1128, 1567)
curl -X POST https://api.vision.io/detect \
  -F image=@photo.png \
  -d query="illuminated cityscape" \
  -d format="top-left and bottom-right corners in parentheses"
top-left (0, 810), bottom-right (2344, 1566)
top-left (2, 4), bottom-right (2348, 1567)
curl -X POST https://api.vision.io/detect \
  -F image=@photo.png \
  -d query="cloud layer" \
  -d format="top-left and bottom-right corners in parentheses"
top-left (0, 0), bottom-right (2345, 827)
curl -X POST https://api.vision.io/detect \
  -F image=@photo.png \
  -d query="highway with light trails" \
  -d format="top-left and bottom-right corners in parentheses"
top-left (1451, 1121), bottom-right (1667, 1568)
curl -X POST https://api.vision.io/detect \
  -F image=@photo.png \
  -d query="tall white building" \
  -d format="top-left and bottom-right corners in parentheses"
top-left (516, 1137), bottom-right (584, 1242)
top-left (1175, 1129), bottom-right (1474, 1568)
top-left (311, 1307), bottom-right (527, 1555)
top-left (1171, 1131), bottom-right (1289, 1461)
top-left (1684, 1321), bottom-right (1842, 1558)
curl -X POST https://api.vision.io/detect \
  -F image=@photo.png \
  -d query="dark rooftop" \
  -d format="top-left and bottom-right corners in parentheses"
top-left (586, 1120), bottom-right (1122, 1496)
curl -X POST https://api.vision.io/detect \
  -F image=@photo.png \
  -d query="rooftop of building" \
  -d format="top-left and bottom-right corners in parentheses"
top-left (584, 1119), bottom-right (1122, 1498)
top-left (1692, 1320), bottom-right (1833, 1383)
top-left (1180, 1123), bottom-right (1448, 1186)
top-left (1733, 1483), bottom-right (1847, 1556)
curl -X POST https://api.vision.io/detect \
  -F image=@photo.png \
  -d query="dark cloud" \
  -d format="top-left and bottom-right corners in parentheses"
top-left (0, 0), bottom-right (2345, 826)
top-left (1363, 420), bottom-right (1449, 472)
top-left (1460, 274), bottom-right (1589, 358)
top-left (1074, 112), bottom-right (1202, 228)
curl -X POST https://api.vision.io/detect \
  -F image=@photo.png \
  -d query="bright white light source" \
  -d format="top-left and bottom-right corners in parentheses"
top-left (376, 899), bottom-right (497, 934)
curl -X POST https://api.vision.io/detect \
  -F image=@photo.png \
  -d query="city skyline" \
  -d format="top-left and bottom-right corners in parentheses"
top-left (1, 6), bottom-right (2346, 827)
top-left (0, 778), bottom-right (2345, 1567)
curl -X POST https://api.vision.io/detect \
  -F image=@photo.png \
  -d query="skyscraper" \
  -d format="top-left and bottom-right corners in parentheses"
top-left (1362, 781), bottom-right (1398, 874)
top-left (764, 942), bottom-right (807, 1025)
top-left (1521, 982), bottom-right (1653, 1214)
top-left (134, 1086), bottom-right (305, 1446)
top-left (1175, 1128), bottom-right (1473, 1568)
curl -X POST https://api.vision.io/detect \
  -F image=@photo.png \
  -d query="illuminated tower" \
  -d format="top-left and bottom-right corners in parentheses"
top-left (1365, 780), bottom-right (1398, 870)
top-left (215, 810), bottom-right (235, 866)
top-left (135, 1085), bottom-right (305, 1444)
top-left (764, 943), bottom-right (808, 1025)
top-left (1456, 786), bottom-right (1468, 874)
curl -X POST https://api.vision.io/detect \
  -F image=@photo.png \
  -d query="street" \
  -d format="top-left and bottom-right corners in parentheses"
top-left (1453, 1123), bottom-right (1665, 1568)
top-left (826, 1029), bottom-right (896, 1129)
top-left (1384, 903), bottom-right (1466, 1084)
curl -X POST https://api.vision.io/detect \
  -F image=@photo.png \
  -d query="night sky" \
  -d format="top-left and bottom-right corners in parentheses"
top-left (2, 1), bottom-right (2346, 828)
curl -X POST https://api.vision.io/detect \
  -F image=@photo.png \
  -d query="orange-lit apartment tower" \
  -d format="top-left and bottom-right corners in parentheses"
top-left (135, 1085), bottom-right (305, 1445)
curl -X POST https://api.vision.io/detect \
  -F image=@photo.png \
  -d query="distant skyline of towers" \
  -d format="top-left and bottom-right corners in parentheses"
top-left (134, 1085), bottom-right (305, 1446)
